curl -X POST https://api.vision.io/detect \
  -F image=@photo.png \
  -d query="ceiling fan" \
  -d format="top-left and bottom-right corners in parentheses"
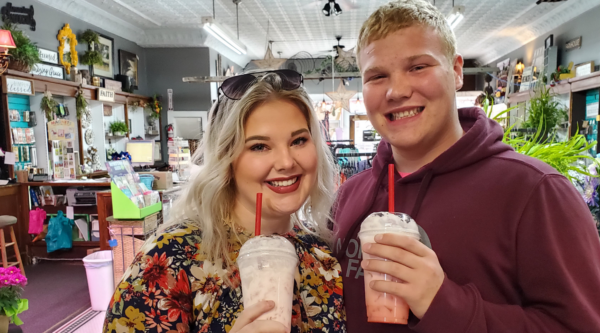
top-left (536, 0), bottom-right (567, 3)
top-left (304, 0), bottom-right (360, 15)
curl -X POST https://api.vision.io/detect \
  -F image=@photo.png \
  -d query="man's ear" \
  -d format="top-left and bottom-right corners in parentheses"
top-left (453, 54), bottom-right (464, 91)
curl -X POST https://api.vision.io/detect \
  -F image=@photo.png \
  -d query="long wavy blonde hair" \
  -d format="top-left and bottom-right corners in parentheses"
top-left (166, 73), bottom-right (337, 269)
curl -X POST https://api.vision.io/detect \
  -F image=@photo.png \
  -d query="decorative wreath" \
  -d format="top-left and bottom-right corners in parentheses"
top-left (57, 24), bottom-right (78, 74)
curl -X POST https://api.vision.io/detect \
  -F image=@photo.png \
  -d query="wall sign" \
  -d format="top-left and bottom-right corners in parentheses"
top-left (566, 36), bottom-right (582, 51)
top-left (575, 61), bottom-right (594, 77)
top-left (4, 77), bottom-right (34, 95)
top-left (97, 88), bottom-right (115, 102)
top-left (1, 2), bottom-right (35, 31)
top-left (31, 63), bottom-right (64, 79)
top-left (38, 48), bottom-right (58, 64)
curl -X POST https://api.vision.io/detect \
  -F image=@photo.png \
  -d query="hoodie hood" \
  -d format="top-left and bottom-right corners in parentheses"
top-left (370, 107), bottom-right (512, 181)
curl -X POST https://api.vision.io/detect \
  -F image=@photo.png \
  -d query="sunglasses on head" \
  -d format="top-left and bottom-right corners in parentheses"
top-left (218, 69), bottom-right (304, 100)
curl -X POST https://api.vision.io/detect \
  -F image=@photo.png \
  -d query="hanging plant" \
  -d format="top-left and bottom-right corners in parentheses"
top-left (75, 88), bottom-right (88, 120)
top-left (78, 29), bottom-right (103, 66)
top-left (40, 91), bottom-right (58, 120)
top-left (145, 94), bottom-right (162, 119)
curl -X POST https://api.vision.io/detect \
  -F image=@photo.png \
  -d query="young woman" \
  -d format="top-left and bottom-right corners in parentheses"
top-left (103, 70), bottom-right (346, 333)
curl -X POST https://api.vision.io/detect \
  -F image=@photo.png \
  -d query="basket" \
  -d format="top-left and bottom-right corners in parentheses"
top-left (8, 61), bottom-right (31, 73)
top-left (139, 174), bottom-right (155, 190)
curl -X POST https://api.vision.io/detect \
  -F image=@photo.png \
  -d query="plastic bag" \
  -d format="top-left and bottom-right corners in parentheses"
top-left (28, 208), bottom-right (47, 234)
top-left (46, 211), bottom-right (74, 253)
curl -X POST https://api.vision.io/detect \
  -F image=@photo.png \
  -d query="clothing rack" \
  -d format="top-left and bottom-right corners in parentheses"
top-left (335, 152), bottom-right (376, 158)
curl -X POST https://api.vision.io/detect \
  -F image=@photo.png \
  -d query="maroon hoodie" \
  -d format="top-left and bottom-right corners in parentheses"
top-left (333, 107), bottom-right (600, 332)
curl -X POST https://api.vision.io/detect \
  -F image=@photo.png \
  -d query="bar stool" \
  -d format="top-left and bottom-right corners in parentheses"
top-left (0, 216), bottom-right (25, 276)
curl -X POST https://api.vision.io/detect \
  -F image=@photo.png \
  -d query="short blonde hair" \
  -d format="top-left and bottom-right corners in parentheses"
top-left (356, 0), bottom-right (457, 66)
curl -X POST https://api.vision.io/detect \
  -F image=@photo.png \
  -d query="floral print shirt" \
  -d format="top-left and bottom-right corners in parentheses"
top-left (103, 223), bottom-right (346, 333)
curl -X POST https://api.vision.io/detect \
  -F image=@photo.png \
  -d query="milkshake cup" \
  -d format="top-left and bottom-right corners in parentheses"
top-left (237, 235), bottom-right (298, 332)
top-left (358, 212), bottom-right (421, 324)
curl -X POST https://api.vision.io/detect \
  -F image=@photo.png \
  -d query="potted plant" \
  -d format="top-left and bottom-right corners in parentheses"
top-left (78, 29), bottom-right (103, 67)
top-left (0, 267), bottom-right (28, 332)
top-left (1, 21), bottom-right (40, 73)
top-left (109, 121), bottom-right (128, 136)
top-left (520, 83), bottom-right (568, 142)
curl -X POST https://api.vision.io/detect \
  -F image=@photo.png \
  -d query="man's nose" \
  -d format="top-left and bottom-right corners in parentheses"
top-left (386, 74), bottom-right (412, 101)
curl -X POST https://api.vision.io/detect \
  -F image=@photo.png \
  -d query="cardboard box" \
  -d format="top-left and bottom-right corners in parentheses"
top-left (139, 171), bottom-right (173, 190)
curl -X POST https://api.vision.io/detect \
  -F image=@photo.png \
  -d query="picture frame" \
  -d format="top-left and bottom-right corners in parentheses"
top-left (575, 61), bottom-right (595, 77)
top-left (545, 34), bottom-right (553, 49)
top-left (91, 33), bottom-right (114, 78)
top-left (119, 50), bottom-right (139, 90)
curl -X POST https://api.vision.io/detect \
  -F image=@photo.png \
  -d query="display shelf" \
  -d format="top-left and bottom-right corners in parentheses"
top-left (36, 204), bottom-right (99, 215)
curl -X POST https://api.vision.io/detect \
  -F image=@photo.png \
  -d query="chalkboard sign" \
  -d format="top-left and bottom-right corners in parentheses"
top-left (4, 77), bottom-right (34, 95)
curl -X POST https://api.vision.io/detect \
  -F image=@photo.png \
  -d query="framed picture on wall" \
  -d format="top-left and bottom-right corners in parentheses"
top-left (119, 50), bottom-right (139, 90)
top-left (91, 33), bottom-right (114, 78)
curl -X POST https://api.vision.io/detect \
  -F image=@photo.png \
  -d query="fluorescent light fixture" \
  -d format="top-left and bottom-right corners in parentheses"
top-left (202, 17), bottom-right (247, 55)
top-left (447, 6), bottom-right (465, 30)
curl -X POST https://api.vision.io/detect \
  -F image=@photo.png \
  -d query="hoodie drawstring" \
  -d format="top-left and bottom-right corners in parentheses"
top-left (410, 170), bottom-right (433, 220)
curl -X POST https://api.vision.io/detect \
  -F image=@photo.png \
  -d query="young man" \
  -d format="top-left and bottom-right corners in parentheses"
top-left (334, 0), bottom-right (600, 332)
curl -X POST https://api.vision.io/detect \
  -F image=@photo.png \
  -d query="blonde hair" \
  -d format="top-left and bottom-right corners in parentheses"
top-left (356, 0), bottom-right (457, 66)
top-left (166, 72), bottom-right (337, 269)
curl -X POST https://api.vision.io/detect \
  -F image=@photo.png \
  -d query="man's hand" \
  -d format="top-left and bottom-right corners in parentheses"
top-left (361, 233), bottom-right (444, 319)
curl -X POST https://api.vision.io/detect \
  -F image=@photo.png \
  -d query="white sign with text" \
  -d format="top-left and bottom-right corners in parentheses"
top-left (6, 78), bottom-right (34, 95)
top-left (31, 63), bottom-right (64, 79)
top-left (98, 88), bottom-right (115, 102)
top-left (38, 48), bottom-right (59, 64)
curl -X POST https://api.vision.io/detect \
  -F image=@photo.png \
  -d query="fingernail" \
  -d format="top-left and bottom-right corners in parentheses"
top-left (369, 281), bottom-right (375, 288)
top-left (362, 260), bottom-right (369, 268)
top-left (363, 243), bottom-right (371, 251)
top-left (375, 234), bottom-right (383, 241)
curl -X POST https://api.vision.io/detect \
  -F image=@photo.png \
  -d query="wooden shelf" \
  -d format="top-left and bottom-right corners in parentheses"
top-left (23, 181), bottom-right (111, 187)
top-left (5, 69), bottom-right (151, 103)
top-left (38, 205), bottom-right (99, 215)
top-left (29, 240), bottom-right (99, 247)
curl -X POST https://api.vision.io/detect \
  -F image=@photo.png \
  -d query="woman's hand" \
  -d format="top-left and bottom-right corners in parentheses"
top-left (230, 300), bottom-right (287, 333)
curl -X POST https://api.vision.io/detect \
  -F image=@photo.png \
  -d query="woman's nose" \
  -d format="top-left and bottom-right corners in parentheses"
top-left (274, 148), bottom-right (295, 171)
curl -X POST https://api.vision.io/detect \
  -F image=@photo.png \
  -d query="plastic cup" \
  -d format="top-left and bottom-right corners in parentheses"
top-left (358, 212), bottom-right (421, 324)
top-left (237, 235), bottom-right (298, 332)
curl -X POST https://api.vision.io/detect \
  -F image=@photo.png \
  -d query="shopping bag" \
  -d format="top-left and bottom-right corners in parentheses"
top-left (46, 211), bottom-right (74, 253)
top-left (28, 208), bottom-right (47, 234)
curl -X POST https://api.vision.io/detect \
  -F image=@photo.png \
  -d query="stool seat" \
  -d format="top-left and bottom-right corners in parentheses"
top-left (0, 216), bottom-right (17, 228)
top-left (0, 218), bottom-right (24, 276)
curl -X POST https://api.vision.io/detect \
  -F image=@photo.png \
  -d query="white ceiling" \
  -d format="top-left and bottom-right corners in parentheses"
top-left (40, 0), bottom-right (600, 67)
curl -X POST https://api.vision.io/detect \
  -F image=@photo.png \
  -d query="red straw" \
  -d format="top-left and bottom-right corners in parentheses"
top-left (255, 193), bottom-right (262, 236)
top-left (388, 164), bottom-right (395, 213)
